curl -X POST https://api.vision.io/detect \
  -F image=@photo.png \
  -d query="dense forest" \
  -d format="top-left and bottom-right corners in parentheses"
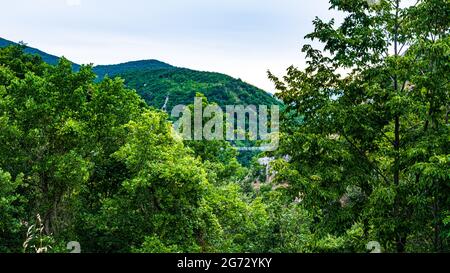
top-left (0, 38), bottom-right (80, 70)
top-left (0, 38), bottom-right (280, 111)
top-left (119, 68), bottom-right (281, 112)
top-left (0, 0), bottom-right (449, 253)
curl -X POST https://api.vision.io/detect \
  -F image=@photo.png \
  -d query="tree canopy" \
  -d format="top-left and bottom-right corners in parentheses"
top-left (0, 0), bottom-right (449, 254)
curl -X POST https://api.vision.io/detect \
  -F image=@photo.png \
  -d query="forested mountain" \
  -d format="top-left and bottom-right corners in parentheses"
top-left (93, 60), bottom-right (173, 79)
top-left (119, 67), bottom-right (281, 110)
top-left (0, 38), bottom-right (80, 70)
top-left (0, 0), bottom-right (448, 255)
top-left (0, 37), bottom-right (279, 109)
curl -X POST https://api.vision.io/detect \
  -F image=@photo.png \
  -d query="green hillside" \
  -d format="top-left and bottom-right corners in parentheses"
top-left (0, 38), bottom-right (80, 70)
top-left (119, 67), bottom-right (280, 110)
top-left (93, 59), bottom-right (173, 79)
top-left (0, 37), bottom-right (279, 109)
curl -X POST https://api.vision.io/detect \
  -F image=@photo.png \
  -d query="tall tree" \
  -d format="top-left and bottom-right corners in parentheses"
top-left (269, 0), bottom-right (449, 252)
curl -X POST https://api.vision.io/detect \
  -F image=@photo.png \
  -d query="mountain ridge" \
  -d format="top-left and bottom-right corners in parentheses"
top-left (0, 37), bottom-right (80, 70)
top-left (93, 59), bottom-right (174, 79)
top-left (0, 37), bottom-right (280, 109)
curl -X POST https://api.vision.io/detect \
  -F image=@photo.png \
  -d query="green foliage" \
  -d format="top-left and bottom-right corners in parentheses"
top-left (0, 0), bottom-right (448, 253)
top-left (0, 37), bottom-right (79, 70)
top-left (93, 60), bottom-right (173, 80)
top-left (268, 0), bottom-right (450, 253)
top-left (132, 235), bottom-right (185, 253)
top-left (0, 45), bottom-right (198, 252)
top-left (119, 67), bottom-right (281, 111)
top-left (0, 170), bottom-right (25, 252)
top-left (0, 37), bottom-right (280, 112)
top-left (0, 45), bottom-right (284, 254)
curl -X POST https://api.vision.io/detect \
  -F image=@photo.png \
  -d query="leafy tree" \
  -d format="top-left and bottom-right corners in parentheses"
top-left (268, 0), bottom-right (449, 252)
top-left (1, 0), bottom-right (448, 253)
top-left (0, 170), bottom-right (25, 252)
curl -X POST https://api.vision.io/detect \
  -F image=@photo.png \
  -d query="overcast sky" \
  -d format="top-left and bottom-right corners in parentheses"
top-left (1, 0), bottom-right (346, 92)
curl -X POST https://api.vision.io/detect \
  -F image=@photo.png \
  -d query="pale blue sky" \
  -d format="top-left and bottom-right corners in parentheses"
top-left (1, 0), bottom-right (345, 92)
